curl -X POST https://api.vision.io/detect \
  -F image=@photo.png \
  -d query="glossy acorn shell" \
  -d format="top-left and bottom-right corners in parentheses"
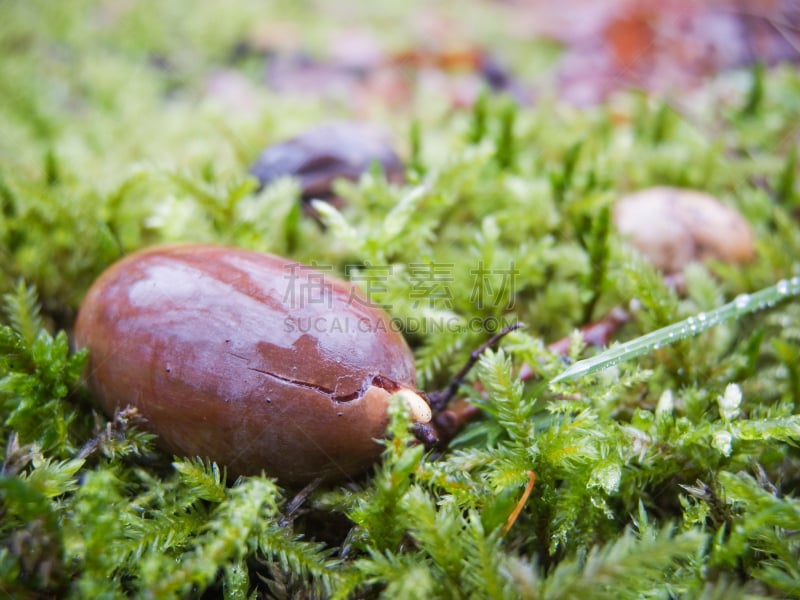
top-left (74, 244), bottom-right (418, 485)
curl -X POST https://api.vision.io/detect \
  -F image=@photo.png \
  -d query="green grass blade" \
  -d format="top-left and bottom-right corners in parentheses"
top-left (551, 277), bottom-right (800, 383)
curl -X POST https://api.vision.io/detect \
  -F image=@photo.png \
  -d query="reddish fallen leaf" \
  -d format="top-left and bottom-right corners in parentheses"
top-left (391, 47), bottom-right (482, 71)
top-left (233, 0), bottom-right (798, 111)
top-left (553, 0), bottom-right (799, 104)
top-left (604, 8), bottom-right (656, 72)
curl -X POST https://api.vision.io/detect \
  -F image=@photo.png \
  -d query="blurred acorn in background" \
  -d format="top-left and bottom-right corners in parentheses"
top-left (249, 121), bottom-right (404, 202)
top-left (613, 186), bottom-right (755, 273)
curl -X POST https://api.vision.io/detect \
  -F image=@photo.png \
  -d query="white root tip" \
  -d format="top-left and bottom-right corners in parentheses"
top-left (395, 389), bottom-right (432, 424)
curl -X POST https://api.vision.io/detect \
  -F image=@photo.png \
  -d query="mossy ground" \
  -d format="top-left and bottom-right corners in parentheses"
top-left (1, 2), bottom-right (800, 598)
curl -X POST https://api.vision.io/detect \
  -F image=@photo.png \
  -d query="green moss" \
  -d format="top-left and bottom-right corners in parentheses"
top-left (2, 1), bottom-right (800, 597)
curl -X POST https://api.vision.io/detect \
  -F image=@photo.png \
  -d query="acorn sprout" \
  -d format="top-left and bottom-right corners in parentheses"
top-left (74, 244), bottom-right (428, 485)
